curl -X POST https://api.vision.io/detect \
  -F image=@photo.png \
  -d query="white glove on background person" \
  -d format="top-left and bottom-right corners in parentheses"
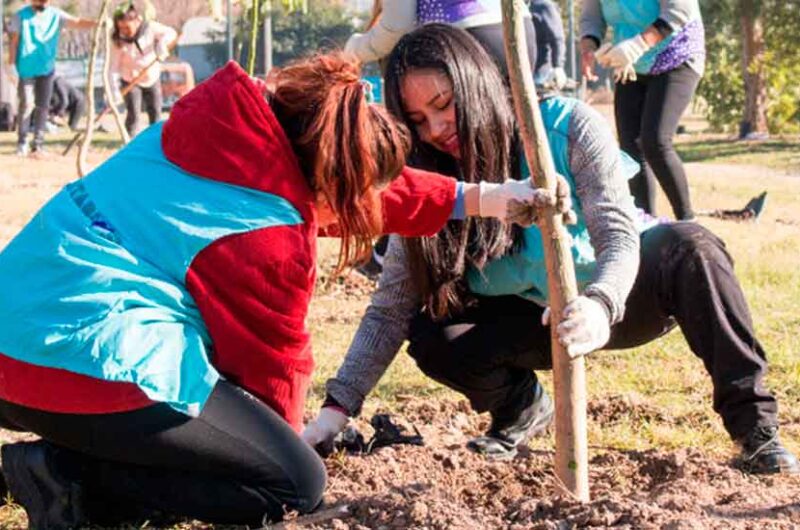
top-left (344, 32), bottom-right (363, 55)
top-left (301, 407), bottom-right (348, 454)
top-left (596, 34), bottom-right (651, 70)
top-left (156, 42), bottom-right (171, 62)
top-left (479, 179), bottom-right (538, 221)
top-left (551, 66), bottom-right (568, 89)
top-left (541, 296), bottom-right (611, 358)
top-left (613, 64), bottom-right (638, 85)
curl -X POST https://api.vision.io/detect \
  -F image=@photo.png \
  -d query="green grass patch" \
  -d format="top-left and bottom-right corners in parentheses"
top-left (675, 137), bottom-right (800, 172)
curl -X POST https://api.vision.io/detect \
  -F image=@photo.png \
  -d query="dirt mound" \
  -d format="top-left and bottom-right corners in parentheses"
top-left (293, 398), bottom-right (800, 530)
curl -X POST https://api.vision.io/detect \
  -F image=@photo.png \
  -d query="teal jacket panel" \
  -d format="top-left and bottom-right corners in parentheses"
top-left (0, 123), bottom-right (303, 416)
top-left (467, 96), bottom-right (641, 305)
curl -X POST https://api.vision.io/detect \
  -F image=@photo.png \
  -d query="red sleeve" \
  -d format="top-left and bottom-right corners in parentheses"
top-left (185, 224), bottom-right (317, 432)
top-left (317, 167), bottom-right (456, 238)
top-left (380, 167), bottom-right (457, 237)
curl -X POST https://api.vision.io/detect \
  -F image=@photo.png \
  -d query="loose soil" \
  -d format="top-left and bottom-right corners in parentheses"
top-left (292, 398), bottom-right (800, 530)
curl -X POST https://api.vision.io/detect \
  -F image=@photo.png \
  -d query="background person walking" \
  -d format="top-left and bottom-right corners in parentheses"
top-left (110, 1), bottom-right (177, 137)
top-left (6, 0), bottom-right (95, 158)
top-left (580, 0), bottom-right (705, 220)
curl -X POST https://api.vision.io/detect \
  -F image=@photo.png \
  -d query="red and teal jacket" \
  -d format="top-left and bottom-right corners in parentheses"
top-left (0, 62), bottom-right (459, 431)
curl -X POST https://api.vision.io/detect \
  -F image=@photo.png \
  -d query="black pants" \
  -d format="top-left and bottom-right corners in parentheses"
top-left (122, 81), bottom-right (163, 136)
top-left (467, 19), bottom-right (537, 80)
top-left (65, 91), bottom-right (87, 131)
top-left (17, 71), bottom-right (55, 149)
top-left (407, 223), bottom-right (777, 440)
top-left (615, 64), bottom-right (701, 220)
top-left (0, 381), bottom-right (325, 526)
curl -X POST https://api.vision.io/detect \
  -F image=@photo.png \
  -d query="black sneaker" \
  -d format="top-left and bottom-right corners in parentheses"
top-left (738, 426), bottom-right (800, 474)
top-left (466, 385), bottom-right (554, 460)
top-left (1, 441), bottom-right (86, 529)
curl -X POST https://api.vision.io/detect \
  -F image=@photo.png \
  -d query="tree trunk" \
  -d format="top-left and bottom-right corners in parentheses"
top-left (739, 0), bottom-right (768, 137)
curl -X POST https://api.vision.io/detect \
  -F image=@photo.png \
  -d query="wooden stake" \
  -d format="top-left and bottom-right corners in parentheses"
top-left (500, 0), bottom-right (589, 502)
top-left (78, 0), bottom-right (111, 177)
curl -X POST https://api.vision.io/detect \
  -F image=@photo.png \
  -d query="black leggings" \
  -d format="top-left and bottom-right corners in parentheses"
top-left (407, 222), bottom-right (777, 440)
top-left (615, 64), bottom-right (701, 220)
top-left (467, 18), bottom-right (538, 80)
top-left (122, 81), bottom-right (163, 136)
top-left (0, 380), bottom-right (325, 526)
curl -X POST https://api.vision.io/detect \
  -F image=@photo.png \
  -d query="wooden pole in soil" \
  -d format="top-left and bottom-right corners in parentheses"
top-left (500, 0), bottom-right (589, 502)
top-left (78, 0), bottom-right (111, 178)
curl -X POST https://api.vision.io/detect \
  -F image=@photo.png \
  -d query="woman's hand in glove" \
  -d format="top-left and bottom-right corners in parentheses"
top-left (541, 296), bottom-right (611, 358)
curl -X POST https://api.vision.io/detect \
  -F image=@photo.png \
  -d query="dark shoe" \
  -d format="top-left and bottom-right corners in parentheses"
top-left (738, 426), bottom-right (800, 475)
top-left (743, 191), bottom-right (768, 221)
top-left (1, 441), bottom-right (85, 529)
top-left (467, 385), bottom-right (554, 460)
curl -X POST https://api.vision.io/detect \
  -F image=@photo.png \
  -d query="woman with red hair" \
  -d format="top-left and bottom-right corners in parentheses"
top-left (0, 53), bottom-right (537, 528)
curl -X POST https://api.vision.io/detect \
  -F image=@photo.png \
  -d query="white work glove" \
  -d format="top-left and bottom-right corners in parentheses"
top-left (156, 42), bottom-right (170, 62)
top-left (479, 179), bottom-right (538, 222)
top-left (541, 295), bottom-right (610, 358)
top-left (301, 407), bottom-right (348, 456)
top-left (550, 67), bottom-right (568, 90)
top-left (344, 32), bottom-right (362, 56)
top-left (596, 34), bottom-right (651, 71)
top-left (612, 64), bottom-right (638, 85)
top-left (503, 173), bottom-right (577, 227)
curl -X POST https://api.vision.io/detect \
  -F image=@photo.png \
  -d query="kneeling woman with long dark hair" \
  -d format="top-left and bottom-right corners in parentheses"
top-left (305, 24), bottom-right (799, 475)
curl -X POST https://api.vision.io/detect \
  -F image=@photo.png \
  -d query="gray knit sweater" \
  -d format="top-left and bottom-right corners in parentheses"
top-left (327, 100), bottom-right (640, 417)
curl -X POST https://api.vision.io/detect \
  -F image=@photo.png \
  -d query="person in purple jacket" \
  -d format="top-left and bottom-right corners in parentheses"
top-left (345, 0), bottom-right (537, 78)
top-left (580, 0), bottom-right (705, 221)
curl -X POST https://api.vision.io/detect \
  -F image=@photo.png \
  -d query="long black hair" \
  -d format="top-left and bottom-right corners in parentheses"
top-left (384, 24), bottom-right (522, 320)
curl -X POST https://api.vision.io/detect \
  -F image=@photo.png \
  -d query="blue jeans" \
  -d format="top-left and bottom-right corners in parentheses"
top-left (17, 71), bottom-right (55, 149)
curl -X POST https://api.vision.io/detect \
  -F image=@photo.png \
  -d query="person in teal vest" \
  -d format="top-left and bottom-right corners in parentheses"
top-left (0, 50), bottom-right (542, 527)
top-left (579, 0), bottom-right (705, 221)
top-left (304, 24), bottom-right (798, 474)
top-left (6, 0), bottom-right (95, 157)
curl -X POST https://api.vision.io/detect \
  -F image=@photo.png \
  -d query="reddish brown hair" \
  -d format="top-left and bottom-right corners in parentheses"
top-left (269, 52), bottom-right (410, 270)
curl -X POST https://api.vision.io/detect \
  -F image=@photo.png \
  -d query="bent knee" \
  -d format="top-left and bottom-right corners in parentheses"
top-left (640, 133), bottom-right (674, 159)
top-left (647, 222), bottom-right (731, 266)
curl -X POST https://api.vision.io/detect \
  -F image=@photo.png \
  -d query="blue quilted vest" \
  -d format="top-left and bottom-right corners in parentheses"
top-left (466, 96), bottom-right (640, 305)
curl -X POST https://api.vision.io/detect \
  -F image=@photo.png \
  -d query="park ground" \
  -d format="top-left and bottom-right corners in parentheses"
top-left (0, 120), bottom-right (799, 528)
